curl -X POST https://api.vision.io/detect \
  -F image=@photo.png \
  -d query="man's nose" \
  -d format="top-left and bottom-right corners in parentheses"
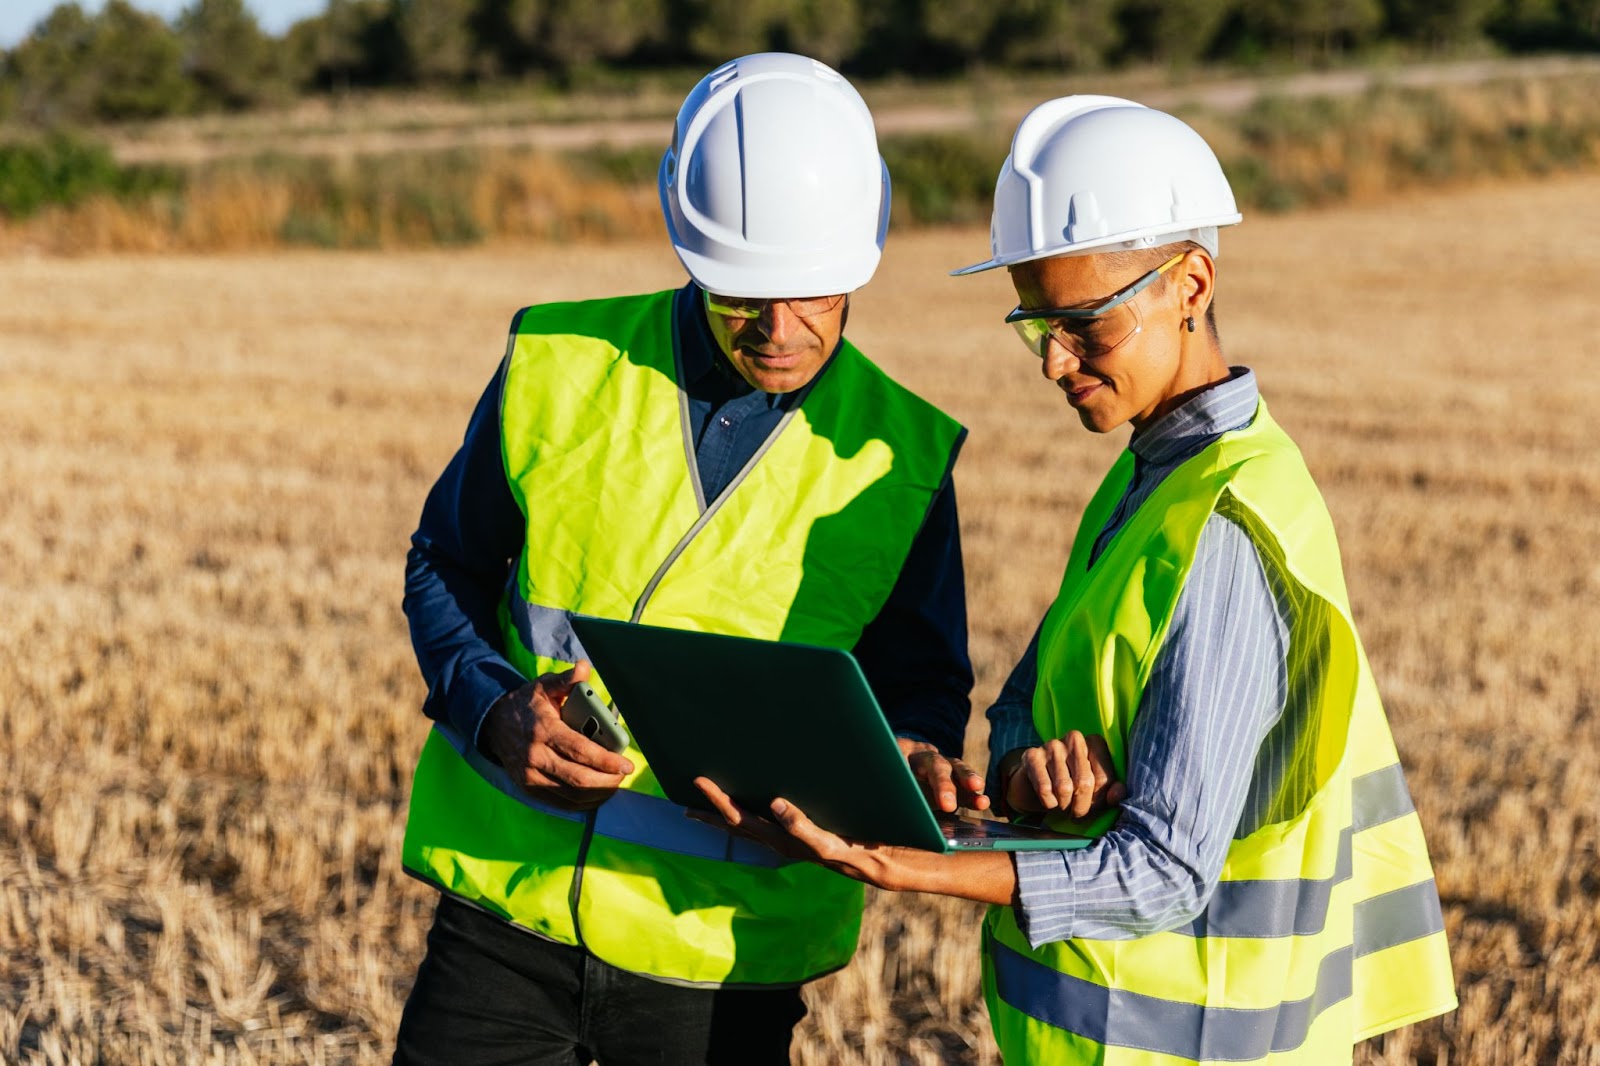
top-left (758, 301), bottom-right (800, 345)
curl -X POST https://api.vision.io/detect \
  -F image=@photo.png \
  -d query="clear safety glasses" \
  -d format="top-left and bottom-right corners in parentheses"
top-left (703, 291), bottom-right (846, 320)
top-left (1004, 252), bottom-right (1185, 360)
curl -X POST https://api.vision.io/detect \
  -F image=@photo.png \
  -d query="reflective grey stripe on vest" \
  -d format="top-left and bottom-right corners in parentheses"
top-left (506, 585), bottom-right (589, 665)
top-left (991, 762), bottom-right (1447, 1058)
top-left (991, 935), bottom-right (1355, 1061)
top-left (434, 725), bottom-right (795, 869)
top-left (1173, 762), bottom-right (1418, 939)
top-left (1355, 879), bottom-right (1446, 957)
top-left (1350, 762), bottom-right (1416, 831)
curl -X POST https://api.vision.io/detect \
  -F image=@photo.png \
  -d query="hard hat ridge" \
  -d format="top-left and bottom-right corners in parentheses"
top-left (954, 95), bottom-right (1242, 276)
top-left (660, 53), bottom-right (891, 298)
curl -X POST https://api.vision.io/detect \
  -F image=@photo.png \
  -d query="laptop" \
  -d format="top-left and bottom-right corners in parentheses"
top-left (568, 615), bottom-right (1094, 854)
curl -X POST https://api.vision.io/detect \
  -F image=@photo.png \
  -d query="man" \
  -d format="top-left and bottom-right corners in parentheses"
top-left (698, 96), bottom-right (1458, 1064)
top-left (392, 53), bottom-right (987, 1065)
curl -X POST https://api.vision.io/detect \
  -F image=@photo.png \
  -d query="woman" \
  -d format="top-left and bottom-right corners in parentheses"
top-left (698, 96), bottom-right (1456, 1064)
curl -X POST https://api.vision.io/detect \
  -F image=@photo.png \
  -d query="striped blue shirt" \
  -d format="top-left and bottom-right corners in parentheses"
top-left (986, 368), bottom-right (1296, 946)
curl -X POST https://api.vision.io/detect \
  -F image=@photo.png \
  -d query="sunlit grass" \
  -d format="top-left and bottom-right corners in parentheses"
top-left (1, 175), bottom-right (1597, 1061)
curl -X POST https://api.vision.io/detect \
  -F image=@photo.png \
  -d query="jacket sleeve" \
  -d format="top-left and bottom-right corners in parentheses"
top-left (851, 478), bottom-right (975, 759)
top-left (402, 359), bottom-right (530, 749)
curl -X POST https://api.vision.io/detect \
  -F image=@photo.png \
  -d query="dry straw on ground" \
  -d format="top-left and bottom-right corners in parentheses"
top-left (2, 176), bottom-right (1598, 1063)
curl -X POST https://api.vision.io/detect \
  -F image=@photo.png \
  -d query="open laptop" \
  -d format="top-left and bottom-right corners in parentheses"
top-left (568, 615), bottom-right (1094, 854)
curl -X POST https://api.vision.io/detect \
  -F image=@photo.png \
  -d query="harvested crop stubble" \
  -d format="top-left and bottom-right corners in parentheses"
top-left (1, 175), bottom-right (1598, 1063)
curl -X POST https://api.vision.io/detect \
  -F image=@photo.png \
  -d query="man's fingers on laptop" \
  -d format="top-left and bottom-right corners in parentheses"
top-left (909, 751), bottom-right (990, 813)
top-left (912, 751), bottom-right (958, 812)
top-left (952, 758), bottom-right (990, 811)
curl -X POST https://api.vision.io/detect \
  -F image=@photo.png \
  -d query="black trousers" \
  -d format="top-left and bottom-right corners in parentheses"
top-left (393, 896), bottom-right (808, 1066)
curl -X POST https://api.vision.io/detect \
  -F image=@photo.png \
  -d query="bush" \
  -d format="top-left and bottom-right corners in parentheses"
top-left (879, 133), bottom-right (1007, 226)
top-left (0, 133), bottom-right (181, 218)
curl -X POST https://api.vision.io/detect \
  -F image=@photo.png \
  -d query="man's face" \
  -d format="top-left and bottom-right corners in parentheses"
top-left (1007, 253), bottom-right (1187, 434)
top-left (703, 293), bottom-right (848, 394)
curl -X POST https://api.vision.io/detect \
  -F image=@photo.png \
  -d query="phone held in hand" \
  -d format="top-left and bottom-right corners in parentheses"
top-left (562, 682), bottom-right (631, 754)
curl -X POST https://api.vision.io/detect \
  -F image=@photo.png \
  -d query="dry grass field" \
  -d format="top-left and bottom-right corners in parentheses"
top-left (2, 175), bottom-right (1598, 1064)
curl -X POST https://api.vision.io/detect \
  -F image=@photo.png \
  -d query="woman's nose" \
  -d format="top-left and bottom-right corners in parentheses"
top-left (1042, 338), bottom-right (1080, 380)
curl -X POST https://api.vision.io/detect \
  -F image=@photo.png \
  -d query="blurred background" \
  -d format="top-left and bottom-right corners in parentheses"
top-left (3, 2), bottom-right (1599, 1064)
top-left (3, 0), bottom-right (1600, 251)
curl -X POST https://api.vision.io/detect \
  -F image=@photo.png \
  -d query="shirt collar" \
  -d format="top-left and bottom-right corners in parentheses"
top-left (1129, 367), bottom-right (1259, 467)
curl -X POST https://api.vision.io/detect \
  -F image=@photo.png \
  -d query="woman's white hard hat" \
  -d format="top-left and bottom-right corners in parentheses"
top-left (953, 95), bottom-right (1242, 276)
top-left (659, 52), bottom-right (890, 298)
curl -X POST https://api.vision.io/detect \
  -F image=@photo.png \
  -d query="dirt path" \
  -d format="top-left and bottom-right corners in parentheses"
top-left (108, 54), bottom-right (1600, 166)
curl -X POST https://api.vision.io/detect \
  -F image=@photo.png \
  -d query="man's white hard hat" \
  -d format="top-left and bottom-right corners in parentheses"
top-left (659, 52), bottom-right (890, 298)
top-left (953, 95), bottom-right (1242, 276)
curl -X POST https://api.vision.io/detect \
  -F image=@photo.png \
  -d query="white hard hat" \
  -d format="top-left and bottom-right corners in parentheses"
top-left (659, 53), bottom-right (890, 298)
top-left (953, 96), bottom-right (1241, 275)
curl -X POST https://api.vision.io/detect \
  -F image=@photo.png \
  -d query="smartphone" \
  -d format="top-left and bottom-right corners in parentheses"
top-left (561, 682), bottom-right (631, 754)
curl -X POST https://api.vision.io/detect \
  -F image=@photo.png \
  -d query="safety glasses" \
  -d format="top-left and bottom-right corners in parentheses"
top-left (1004, 251), bottom-right (1185, 360)
top-left (703, 291), bottom-right (846, 320)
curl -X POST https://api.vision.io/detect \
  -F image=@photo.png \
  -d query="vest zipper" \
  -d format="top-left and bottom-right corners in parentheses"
top-left (630, 345), bottom-right (820, 622)
top-left (567, 809), bottom-right (598, 950)
top-left (629, 407), bottom-right (799, 622)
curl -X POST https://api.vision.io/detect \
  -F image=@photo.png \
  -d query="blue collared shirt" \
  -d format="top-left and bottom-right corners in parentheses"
top-left (404, 284), bottom-right (974, 758)
top-left (986, 368), bottom-right (1295, 946)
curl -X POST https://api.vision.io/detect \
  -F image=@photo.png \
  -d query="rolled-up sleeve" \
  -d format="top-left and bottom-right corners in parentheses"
top-left (1011, 512), bottom-right (1290, 947)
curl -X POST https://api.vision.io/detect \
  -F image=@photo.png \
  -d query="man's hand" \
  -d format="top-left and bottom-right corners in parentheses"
top-left (999, 731), bottom-right (1127, 819)
top-left (898, 737), bottom-right (990, 814)
top-left (481, 660), bottom-right (634, 811)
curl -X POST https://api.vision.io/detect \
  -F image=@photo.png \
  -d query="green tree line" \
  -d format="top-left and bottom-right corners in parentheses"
top-left (3, 0), bottom-right (1599, 125)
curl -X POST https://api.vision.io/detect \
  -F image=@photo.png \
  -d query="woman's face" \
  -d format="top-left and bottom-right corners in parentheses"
top-left (1007, 251), bottom-right (1207, 434)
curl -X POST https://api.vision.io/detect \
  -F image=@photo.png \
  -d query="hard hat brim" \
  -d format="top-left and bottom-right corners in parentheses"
top-left (670, 239), bottom-right (881, 299)
top-left (949, 213), bottom-right (1242, 276)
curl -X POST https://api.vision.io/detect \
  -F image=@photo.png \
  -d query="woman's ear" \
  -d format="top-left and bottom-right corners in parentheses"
top-left (1180, 249), bottom-right (1216, 322)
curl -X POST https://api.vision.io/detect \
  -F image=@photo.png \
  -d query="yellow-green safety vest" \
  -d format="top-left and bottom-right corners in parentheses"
top-left (983, 401), bottom-right (1456, 1064)
top-left (403, 289), bottom-right (965, 987)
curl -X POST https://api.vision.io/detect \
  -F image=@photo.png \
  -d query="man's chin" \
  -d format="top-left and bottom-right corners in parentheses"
top-left (736, 355), bottom-right (821, 394)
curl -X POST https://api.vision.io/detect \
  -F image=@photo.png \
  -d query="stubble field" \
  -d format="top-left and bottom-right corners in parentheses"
top-left (2, 175), bottom-right (1598, 1064)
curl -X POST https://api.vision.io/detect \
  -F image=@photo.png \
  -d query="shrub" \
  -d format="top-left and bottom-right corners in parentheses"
top-left (0, 133), bottom-right (181, 219)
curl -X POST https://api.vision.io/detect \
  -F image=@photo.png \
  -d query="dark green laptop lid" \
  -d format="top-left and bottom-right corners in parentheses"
top-left (568, 615), bottom-right (950, 852)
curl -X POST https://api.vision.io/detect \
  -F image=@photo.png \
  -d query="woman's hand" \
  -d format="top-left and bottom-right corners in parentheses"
top-left (693, 777), bottom-right (910, 889)
top-left (1000, 731), bottom-right (1127, 818)
top-left (692, 778), bottom-right (1022, 905)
